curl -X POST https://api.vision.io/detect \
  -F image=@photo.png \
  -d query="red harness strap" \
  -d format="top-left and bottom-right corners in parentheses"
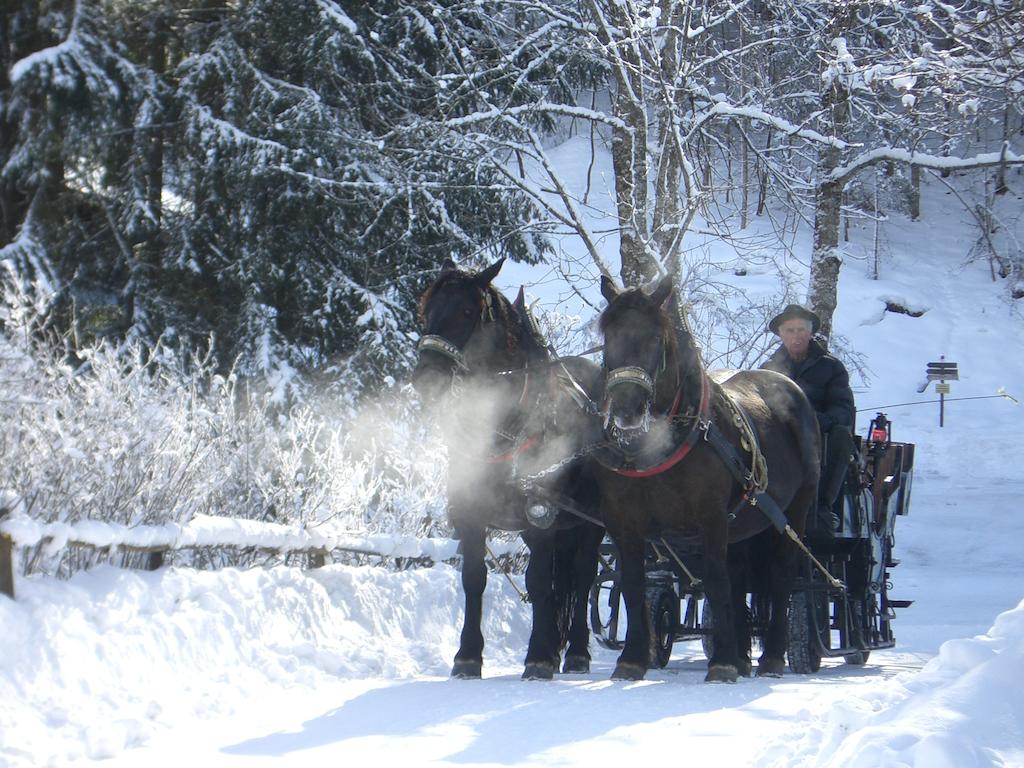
top-left (613, 375), bottom-right (711, 478)
top-left (483, 371), bottom-right (536, 464)
top-left (485, 435), bottom-right (540, 464)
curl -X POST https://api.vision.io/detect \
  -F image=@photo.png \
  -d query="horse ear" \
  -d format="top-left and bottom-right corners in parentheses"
top-left (514, 286), bottom-right (526, 312)
top-left (440, 258), bottom-right (458, 274)
top-left (600, 275), bottom-right (621, 303)
top-left (474, 257), bottom-right (505, 286)
top-left (650, 275), bottom-right (674, 307)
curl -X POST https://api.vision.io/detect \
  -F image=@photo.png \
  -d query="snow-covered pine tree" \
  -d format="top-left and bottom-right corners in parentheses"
top-left (1, 0), bottom-right (166, 350)
top-left (2, 0), bottom-right (557, 401)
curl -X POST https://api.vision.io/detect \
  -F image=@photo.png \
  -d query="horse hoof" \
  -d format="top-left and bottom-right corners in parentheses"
top-left (522, 662), bottom-right (555, 681)
top-left (451, 660), bottom-right (482, 679)
top-left (562, 655), bottom-right (591, 674)
top-left (611, 662), bottom-right (647, 681)
top-left (756, 657), bottom-right (785, 678)
top-left (737, 659), bottom-right (753, 678)
top-left (704, 664), bottom-right (738, 683)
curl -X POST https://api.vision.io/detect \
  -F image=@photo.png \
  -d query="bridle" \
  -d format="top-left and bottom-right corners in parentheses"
top-left (602, 328), bottom-right (674, 433)
top-left (416, 286), bottom-right (537, 455)
top-left (416, 287), bottom-right (497, 390)
top-left (416, 334), bottom-right (470, 374)
top-left (605, 365), bottom-right (655, 397)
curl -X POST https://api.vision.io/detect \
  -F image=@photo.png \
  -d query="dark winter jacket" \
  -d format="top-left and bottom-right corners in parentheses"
top-left (761, 339), bottom-right (855, 433)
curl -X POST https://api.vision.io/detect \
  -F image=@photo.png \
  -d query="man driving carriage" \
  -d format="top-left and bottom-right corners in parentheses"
top-left (761, 304), bottom-right (855, 535)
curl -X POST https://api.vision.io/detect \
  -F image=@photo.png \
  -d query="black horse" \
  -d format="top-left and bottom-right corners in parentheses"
top-left (594, 275), bottom-right (820, 682)
top-left (412, 258), bottom-right (604, 680)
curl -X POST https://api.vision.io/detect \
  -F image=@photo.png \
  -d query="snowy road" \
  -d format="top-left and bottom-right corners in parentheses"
top-left (3, 475), bottom-right (1015, 768)
top-left (98, 647), bottom-right (928, 767)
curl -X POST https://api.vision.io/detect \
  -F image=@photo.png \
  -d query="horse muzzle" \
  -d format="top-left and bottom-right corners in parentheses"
top-left (412, 361), bottom-right (456, 403)
top-left (604, 365), bottom-right (655, 444)
top-left (413, 336), bottom-right (470, 402)
top-left (605, 404), bottom-right (652, 446)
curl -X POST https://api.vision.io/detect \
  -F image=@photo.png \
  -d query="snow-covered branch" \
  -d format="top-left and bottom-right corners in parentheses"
top-left (827, 145), bottom-right (1024, 185)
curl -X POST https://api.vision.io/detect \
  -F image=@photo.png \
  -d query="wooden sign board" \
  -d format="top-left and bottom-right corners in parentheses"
top-left (926, 361), bottom-right (959, 381)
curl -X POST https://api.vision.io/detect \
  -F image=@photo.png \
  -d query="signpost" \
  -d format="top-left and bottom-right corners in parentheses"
top-left (925, 358), bottom-right (959, 427)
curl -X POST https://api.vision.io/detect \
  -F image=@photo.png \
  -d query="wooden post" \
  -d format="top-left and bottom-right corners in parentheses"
top-left (1, 509), bottom-right (14, 599)
top-left (309, 549), bottom-right (327, 569)
top-left (145, 550), bottom-right (165, 571)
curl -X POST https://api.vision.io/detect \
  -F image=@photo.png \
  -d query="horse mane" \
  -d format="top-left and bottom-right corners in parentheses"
top-left (418, 269), bottom-right (520, 354)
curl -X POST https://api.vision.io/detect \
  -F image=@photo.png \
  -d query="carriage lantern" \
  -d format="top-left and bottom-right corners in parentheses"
top-left (868, 412), bottom-right (890, 447)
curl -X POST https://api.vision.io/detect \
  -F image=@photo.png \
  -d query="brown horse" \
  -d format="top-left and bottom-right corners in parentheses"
top-left (594, 275), bottom-right (820, 682)
top-left (412, 258), bottom-right (604, 680)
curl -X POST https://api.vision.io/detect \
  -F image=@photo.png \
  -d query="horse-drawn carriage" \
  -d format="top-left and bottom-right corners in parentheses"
top-left (415, 257), bottom-right (916, 682)
top-left (590, 412), bottom-right (916, 673)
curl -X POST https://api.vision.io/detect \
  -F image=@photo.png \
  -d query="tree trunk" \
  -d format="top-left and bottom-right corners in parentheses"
top-left (651, 0), bottom-right (687, 278)
top-left (127, 18), bottom-right (168, 332)
top-left (756, 126), bottom-right (772, 217)
top-left (595, 0), bottom-right (651, 287)
top-left (809, 179), bottom-right (842, 340)
top-left (611, 106), bottom-right (650, 287)
top-left (808, 75), bottom-right (850, 341)
top-left (910, 163), bottom-right (921, 221)
top-left (741, 121), bottom-right (749, 229)
top-left (995, 106), bottom-right (1010, 195)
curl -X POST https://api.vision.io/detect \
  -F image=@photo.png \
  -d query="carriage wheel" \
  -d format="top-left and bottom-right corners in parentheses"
top-left (590, 549), bottom-right (624, 651)
top-left (700, 599), bottom-right (714, 661)
top-left (787, 590), bottom-right (823, 674)
top-left (647, 587), bottom-right (677, 668)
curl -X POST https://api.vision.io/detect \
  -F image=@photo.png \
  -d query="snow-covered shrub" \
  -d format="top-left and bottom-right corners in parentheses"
top-left (0, 313), bottom-right (448, 577)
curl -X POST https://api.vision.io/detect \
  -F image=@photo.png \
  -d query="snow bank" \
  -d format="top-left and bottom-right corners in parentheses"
top-left (758, 600), bottom-right (1024, 767)
top-left (0, 563), bottom-right (531, 766)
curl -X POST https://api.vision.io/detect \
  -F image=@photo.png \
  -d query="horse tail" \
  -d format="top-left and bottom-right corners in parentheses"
top-left (552, 528), bottom-right (580, 651)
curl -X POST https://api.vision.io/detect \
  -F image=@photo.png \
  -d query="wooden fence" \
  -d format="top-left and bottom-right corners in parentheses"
top-left (0, 510), bottom-right (499, 601)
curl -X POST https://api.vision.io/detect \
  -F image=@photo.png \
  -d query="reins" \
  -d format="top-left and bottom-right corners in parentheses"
top-left (493, 343), bottom-right (604, 378)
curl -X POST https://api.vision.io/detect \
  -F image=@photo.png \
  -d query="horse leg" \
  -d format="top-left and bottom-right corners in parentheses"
top-left (728, 541), bottom-right (753, 678)
top-left (758, 489), bottom-right (814, 677)
top-left (756, 530), bottom-right (795, 677)
top-left (452, 524), bottom-right (487, 678)
top-left (704, 538), bottom-right (740, 683)
top-left (610, 536), bottom-right (649, 681)
top-left (563, 524), bottom-right (603, 674)
top-left (521, 530), bottom-right (559, 680)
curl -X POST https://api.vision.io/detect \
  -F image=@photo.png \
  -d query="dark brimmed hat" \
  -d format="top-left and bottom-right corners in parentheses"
top-left (768, 304), bottom-right (820, 335)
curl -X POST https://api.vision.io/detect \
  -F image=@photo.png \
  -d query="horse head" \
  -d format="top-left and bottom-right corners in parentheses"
top-left (598, 274), bottom-right (677, 446)
top-left (411, 257), bottom-right (512, 403)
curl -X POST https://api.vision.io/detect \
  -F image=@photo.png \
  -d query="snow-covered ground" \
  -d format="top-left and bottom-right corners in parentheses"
top-left (3, 171), bottom-right (1024, 766)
